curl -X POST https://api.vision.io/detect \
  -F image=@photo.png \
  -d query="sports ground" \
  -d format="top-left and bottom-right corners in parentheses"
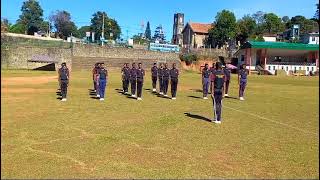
top-left (1, 69), bottom-right (319, 179)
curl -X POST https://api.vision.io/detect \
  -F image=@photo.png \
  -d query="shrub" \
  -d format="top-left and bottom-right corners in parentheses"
top-left (180, 53), bottom-right (198, 65)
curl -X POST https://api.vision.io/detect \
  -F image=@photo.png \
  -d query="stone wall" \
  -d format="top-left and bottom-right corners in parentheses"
top-left (1, 46), bottom-right (72, 70)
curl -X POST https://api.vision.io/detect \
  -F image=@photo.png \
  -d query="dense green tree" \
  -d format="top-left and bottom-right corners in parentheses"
top-left (49, 10), bottom-right (78, 39)
top-left (236, 15), bottom-right (257, 44)
top-left (18, 0), bottom-right (44, 35)
top-left (282, 16), bottom-right (290, 23)
top-left (208, 10), bottom-right (237, 48)
top-left (132, 34), bottom-right (148, 44)
top-left (8, 22), bottom-right (26, 34)
top-left (287, 15), bottom-right (318, 34)
top-left (315, 3), bottom-right (319, 21)
top-left (262, 13), bottom-right (284, 34)
top-left (152, 24), bottom-right (166, 43)
top-left (144, 21), bottom-right (151, 40)
top-left (78, 26), bottom-right (91, 38)
top-left (90, 11), bottom-right (121, 41)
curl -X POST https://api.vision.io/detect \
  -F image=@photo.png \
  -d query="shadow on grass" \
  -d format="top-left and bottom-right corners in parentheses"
top-left (90, 97), bottom-right (100, 100)
top-left (56, 97), bottom-right (62, 100)
top-left (225, 96), bottom-right (238, 100)
top-left (190, 89), bottom-right (203, 93)
top-left (126, 96), bottom-right (137, 100)
top-left (188, 95), bottom-right (202, 99)
top-left (184, 113), bottom-right (212, 123)
top-left (157, 94), bottom-right (171, 99)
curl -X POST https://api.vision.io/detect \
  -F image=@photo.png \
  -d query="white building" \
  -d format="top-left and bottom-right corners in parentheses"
top-left (301, 32), bottom-right (319, 45)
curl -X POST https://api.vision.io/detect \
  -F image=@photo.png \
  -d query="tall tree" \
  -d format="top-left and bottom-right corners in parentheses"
top-left (252, 11), bottom-right (265, 25)
top-left (262, 13), bottom-right (284, 34)
top-left (9, 22), bottom-right (26, 34)
top-left (144, 21), bottom-right (151, 40)
top-left (18, 0), bottom-right (44, 35)
top-left (90, 11), bottom-right (121, 41)
top-left (208, 10), bottom-right (237, 48)
top-left (314, 3), bottom-right (319, 23)
top-left (237, 15), bottom-right (257, 44)
top-left (49, 10), bottom-right (78, 39)
top-left (282, 16), bottom-right (290, 23)
top-left (152, 25), bottom-right (166, 43)
top-left (78, 26), bottom-right (91, 38)
top-left (287, 15), bottom-right (318, 34)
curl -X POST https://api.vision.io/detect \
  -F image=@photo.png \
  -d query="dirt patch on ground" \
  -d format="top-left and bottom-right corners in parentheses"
top-left (1, 76), bottom-right (58, 86)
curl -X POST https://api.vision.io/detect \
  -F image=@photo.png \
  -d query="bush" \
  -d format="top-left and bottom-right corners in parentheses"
top-left (180, 53), bottom-right (198, 65)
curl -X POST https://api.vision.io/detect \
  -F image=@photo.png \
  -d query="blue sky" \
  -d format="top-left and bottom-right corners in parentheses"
top-left (1, 0), bottom-right (318, 39)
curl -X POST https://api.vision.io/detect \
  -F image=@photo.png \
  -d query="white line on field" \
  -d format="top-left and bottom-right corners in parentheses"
top-left (224, 105), bottom-right (318, 135)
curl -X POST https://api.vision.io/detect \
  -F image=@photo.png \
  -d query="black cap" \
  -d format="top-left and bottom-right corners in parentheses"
top-left (61, 62), bottom-right (66, 66)
top-left (216, 62), bottom-right (222, 69)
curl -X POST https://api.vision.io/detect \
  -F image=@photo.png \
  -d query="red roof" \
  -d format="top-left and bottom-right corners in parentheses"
top-left (189, 23), bottom-right (212, 34)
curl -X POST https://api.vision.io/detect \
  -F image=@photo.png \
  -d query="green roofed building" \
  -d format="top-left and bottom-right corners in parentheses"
top-left (233, 41), bottom-right (319, 75)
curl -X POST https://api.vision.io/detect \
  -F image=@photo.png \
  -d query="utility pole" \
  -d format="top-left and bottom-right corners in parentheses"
top-left (48, 21), bottom-right (50, 37)
top-left (102, 13), bottom-right (105, 46)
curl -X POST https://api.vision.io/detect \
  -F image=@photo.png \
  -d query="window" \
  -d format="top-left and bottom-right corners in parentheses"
top-left (179, 17), bottom-right (183, 23)
top-left (286, 66), bottom-right (288, 71)
top-left (281, 66), bottom-right (284, 70)
top-left (268, 66), bottom-right (271, 70)
top-left (241, 55), bottom-right (245, 62)
top-left (273, 66), bottom-right (276, 70)
top-left (312, 37), bottom-right (315, 41)
top-left (312, 67), bottom-right (314, 71)
top-left (307, 67), bottom-right (309, 71)
top-left (299, 67), bottom-right (301, 70)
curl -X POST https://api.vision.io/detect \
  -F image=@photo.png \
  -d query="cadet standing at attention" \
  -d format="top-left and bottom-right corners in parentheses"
top-left (151, 63), bottom-right (158, 92)
top-left (169, 63), bottom-right (179, 100)
top-left (95, 63), bottom-right (101, 98)
top-left (223, 65), bottom-right (231, 97)
top-left (162, 63), bottom-right (170, 97)
top-left (92, 63), bottom-right (98, 92)
top-left (238, 64), bottom-right (248, 101)
top-left (57, 63), bottom-right (63, 91)
top-left (122, 63), bottom-right (130, 94)
top-left (58, 62), bottom-right (70, 101)
top-left (158, 63), bottom-right (164, 95)
top-left (97, 62), bottom-right (108, 101)
top-left (210, 62), bottom-right (226, 124)
top-left (202, 63), bottom-right (211, 99)
top-left (130, 63), bottom-right (138, 98)
top-left (121, 63), bottom-right (126, 92)
top-left (209, 62), bottom-right (216, 94)
top-left (136, 63), bottom-right (145, 100)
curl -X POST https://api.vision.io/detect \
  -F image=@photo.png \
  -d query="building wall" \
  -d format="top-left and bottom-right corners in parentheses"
top-left (263, 36), bottom-right (277, 42)
top-left (182, 25), bottom-right (193, 48)
top-left (193, 34), bottom-right (208, 48)
top-left (265, 64), bottom-right (317, 75)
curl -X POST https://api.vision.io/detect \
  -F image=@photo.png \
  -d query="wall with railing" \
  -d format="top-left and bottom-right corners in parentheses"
top-left (265, 63), bottom-right (317, 75)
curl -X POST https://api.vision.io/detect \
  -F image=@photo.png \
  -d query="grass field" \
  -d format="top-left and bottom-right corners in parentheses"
top-left (1, 69), bottom-right (319, 179)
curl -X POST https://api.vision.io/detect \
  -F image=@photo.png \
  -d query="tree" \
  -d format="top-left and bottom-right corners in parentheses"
top-left (1, 18), bottom-right (10, 32)
top-left (18, 0), bottom-right (44, 35)
top-left (282, 16), bottom-right (290, 23)
top-left (132, 34), bottom-right (148, 44)
top-left (49, 10), bottom-right (78, 39)
top-left (287, 15), bottom-right (318, 34)
top-left (90, 11), bottom-right (121, 41)
top-left (208, 10), bottom-right (237, 48)
top-left (237, 15), bottom-right (256, 44)
top-left (252, 11), bottom-right (265, 25)
top-left (8, 22), bottom-right (26, 34)
top-left (152, 24), bottom-right (166, 43)
top-left (78, 26), bottom-right (91, 38)
top-left (314, 3), bottom-right (319, 22)
top-left (144, 21), bottom-right (151, 40)
top-left (262, 13), bottom-right (284, 34)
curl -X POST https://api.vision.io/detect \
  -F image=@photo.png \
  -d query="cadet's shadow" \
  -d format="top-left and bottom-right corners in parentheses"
top-left (115, 88), bottom-right (130, 96)
top-left (184, 112), bottom-right (212, 123)
top-left (157, 94), bottom-right (171, 99)
top-left (90, 97), bottom-right (100, 100)
top-left (144, 88), bottom-right (159, 96)
top-left (56, 90), bottom-right (62, 100)
top-left (225, 96), bottom-right (238, 100)
top-left (188, 95), bottom-right (202, 99)
top-left (126, 96), bottom-right (137, 100)
top-left (88, 89), bottom-right (100, 100)
top-left (56, 97), bottom-right (62, 100)
top-left (189, 89), bottom-right (203, 93)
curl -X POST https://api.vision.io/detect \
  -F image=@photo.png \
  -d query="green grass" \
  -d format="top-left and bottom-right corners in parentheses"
top-left (1, 69), bottom-right (319, 179)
